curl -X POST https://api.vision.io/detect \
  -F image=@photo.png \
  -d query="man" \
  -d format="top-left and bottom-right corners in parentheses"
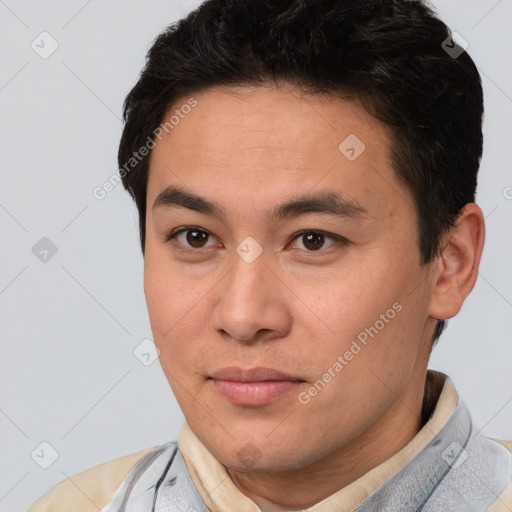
top-left (28, 0), bottom-right (512, 510)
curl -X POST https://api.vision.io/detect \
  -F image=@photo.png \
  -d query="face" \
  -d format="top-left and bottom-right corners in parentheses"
top-left (144, 84), bottom-right (437, 473)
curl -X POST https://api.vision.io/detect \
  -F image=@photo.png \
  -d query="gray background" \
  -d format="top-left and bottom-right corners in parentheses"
top-left (0, 0), bottom-right (511, 510)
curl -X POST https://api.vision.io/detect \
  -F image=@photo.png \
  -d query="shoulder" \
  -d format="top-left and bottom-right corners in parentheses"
top-left (494, 439), bottom-right (512, 453)
top-left (487, 438), bottom-right (512, 511)
top-left (27, 445), bottom-right (160, 512)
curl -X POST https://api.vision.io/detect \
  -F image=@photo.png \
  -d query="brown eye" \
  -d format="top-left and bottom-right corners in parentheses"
top-left (289, 230), bottom-right (339, 252)
top-left (185, 229), bottom-right (209, 248)
top-left (302, 233), bottom-right (326, 251)
top-left (166, 227), bottom-right (216, 250)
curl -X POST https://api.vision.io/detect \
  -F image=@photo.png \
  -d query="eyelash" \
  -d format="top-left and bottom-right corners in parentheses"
top-left (164, 226), bottom-right (348, 254)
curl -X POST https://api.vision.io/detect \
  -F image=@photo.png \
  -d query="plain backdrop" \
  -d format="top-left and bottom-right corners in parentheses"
top-left (0, 0), bottom-right (511, 510)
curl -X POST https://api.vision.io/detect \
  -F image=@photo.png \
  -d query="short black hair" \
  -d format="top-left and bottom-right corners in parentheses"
top-left (118, 0), bottom-right (484, 345)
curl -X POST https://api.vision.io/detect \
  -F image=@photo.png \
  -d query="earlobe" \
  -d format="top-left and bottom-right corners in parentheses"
top-left (428, 203), bottom-right (485, 320)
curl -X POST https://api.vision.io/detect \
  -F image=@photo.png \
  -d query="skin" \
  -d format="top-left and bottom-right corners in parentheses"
top-left (143, 83), bottom-right (485, 510)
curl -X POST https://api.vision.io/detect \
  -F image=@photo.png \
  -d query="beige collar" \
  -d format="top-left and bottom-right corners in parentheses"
top-left (178, 371), bottom-right (458, 512)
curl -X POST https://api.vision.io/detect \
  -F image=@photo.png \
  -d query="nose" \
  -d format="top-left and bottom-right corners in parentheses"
top-left (210, 248), bottom-right (292, 344)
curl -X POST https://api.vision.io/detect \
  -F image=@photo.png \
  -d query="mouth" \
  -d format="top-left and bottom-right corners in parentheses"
top-left (208, 366), bottom-right (306, 407)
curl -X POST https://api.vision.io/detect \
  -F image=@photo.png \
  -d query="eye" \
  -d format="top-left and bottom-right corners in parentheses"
top-left (165, 227), bottom-right (347, 253)
top-left (165, 227), bottom-right (217, 250)
top-left (287, 230), bottom-right (345, 252)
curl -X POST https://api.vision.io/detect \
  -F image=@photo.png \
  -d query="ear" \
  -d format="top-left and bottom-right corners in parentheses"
top-left (428, 203), bottom-right (485, 320)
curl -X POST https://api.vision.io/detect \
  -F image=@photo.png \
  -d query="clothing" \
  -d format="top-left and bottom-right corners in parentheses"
top-left (28, 371), bottom-right (512, 511)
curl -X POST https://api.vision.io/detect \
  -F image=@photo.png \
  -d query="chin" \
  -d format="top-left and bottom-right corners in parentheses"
top-left (202, 432), bottom-right (314, 473)
top-left (221, 451), bottom-right (300, 473)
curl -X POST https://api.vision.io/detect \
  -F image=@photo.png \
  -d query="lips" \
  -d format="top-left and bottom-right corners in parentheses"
top-left (209, 366), bottom-right (304, 382)
top-left (208, 366), bottom-right (305, 406)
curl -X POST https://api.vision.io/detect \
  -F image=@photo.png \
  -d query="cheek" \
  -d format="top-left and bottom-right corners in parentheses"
top-left (304, 264), bottom-right (426, 378)
top-left (305, 271), bottom-right (395, 341)
top-left (144, 251), bottom-right (214, 371)
top-left (144, 254), bottom-right (186, 348)
top-left (144, 244), bottom-right (194, 321)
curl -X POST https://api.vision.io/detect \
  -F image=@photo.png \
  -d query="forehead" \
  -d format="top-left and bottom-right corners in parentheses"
top-left (146, 84), bottom-right (408, 217)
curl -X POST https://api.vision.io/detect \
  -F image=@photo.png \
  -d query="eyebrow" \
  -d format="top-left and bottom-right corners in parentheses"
top-left (152, 185), bottom-right (369, 223)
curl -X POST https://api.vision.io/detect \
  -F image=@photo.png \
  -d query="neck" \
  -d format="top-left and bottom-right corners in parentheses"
top-left (227, 370), bottom-right (436, 511)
